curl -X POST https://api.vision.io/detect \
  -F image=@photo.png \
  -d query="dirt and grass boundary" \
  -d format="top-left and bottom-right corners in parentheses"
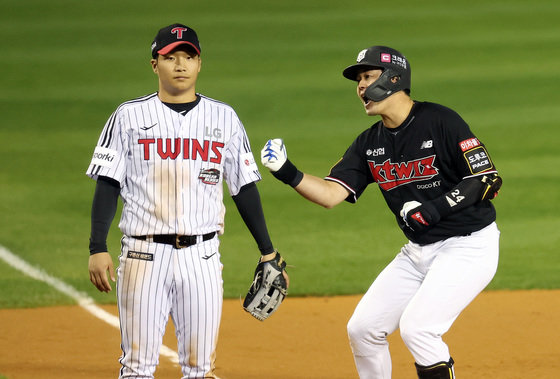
top-left (1, 290), bottom-right (558, 378)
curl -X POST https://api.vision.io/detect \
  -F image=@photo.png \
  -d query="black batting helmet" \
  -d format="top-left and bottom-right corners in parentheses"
top-left (342, 46), bottom-right (411, 102)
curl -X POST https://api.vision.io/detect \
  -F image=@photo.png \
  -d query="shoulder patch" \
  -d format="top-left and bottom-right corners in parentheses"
top-left (459, 137), bottom-right (481, 152)
top-left (464, 146), bottom-right (493, 174)
top-left (91, 146), bottom-right (118, 168)
top-left (240, 152), bottom-right (258, 171)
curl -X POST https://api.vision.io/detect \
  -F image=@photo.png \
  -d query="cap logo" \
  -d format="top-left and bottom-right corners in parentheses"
top-left (381, 53), bottom-right (391, 63)
top-left (357, 49), bottom-right (367, 62)
top-left (171, 27), bottom-right (189, 39)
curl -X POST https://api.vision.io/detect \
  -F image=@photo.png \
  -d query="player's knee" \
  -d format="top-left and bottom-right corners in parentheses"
top-left (347, 317), bottom-right (388, 356)
top-left (399, 320), bottom-right (420, 347)
top-left (415, 357), bottom-right (455, 379)
top-left (399, 313), bottom-right (431, 349)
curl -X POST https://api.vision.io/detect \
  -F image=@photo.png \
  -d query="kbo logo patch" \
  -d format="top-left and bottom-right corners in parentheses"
top-left (198, 168), bottom-right (221, 185)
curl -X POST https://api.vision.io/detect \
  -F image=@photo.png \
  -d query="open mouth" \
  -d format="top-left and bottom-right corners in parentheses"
top-left (362, 95), bottom-right (371, 106)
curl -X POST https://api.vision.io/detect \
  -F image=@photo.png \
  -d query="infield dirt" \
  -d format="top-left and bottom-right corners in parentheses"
top-left (0, 290), bottom-right (558, 378)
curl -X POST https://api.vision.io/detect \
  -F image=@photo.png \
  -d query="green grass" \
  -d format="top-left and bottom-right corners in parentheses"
top-left (1, 0), bottom-right (559, 307)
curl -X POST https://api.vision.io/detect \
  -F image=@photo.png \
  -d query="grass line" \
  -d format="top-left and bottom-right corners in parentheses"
top-left (0, 245), bottom-right (179, 364)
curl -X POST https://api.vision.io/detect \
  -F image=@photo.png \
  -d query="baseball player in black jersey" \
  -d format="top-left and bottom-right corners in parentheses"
top-left (261, 46), bottom-right (502, 379)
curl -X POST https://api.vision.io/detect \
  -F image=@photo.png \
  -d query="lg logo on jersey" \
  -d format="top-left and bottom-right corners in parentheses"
top-left (205, 127), bottom-right (222, 139)
top-left (368, 155), bottom-right (439, 191)
top-left (138, 138), bottom-right (224, 163)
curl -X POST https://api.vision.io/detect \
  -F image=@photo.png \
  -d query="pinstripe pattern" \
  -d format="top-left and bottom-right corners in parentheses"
top-left (117, 236), bottom-right (223, 378)
top-left (86, 93), bottom-right (261, 236)
top-left (87, 92), bottom-right (258, 377)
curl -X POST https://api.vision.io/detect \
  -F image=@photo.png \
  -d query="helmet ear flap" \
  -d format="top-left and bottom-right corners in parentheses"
top-left (364, 68), bottom-right (409, 102)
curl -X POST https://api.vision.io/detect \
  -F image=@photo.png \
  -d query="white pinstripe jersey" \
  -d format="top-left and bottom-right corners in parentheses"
top-left (86, 93), bottom-right (261, 237)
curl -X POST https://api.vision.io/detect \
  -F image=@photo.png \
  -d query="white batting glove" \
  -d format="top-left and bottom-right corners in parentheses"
top-left (399, 200), bottom-right (422, 228)
top-left (261, 138), bottom-right (287, 172)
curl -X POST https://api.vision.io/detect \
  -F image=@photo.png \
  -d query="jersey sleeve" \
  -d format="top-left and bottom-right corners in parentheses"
top-left (85, 108), bottom-right (127, 183)
top-left (223, 117), bottom-right (261, 196)
top-left (325, 133), bottom-right (372, 203)
top-left (441, 108), bottom-right (498, 179)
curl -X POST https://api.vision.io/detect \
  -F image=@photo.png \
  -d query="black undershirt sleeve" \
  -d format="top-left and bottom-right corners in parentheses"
top-left (232, 182), bottom-right (275, 255)
top-left (89, 176), bottom-right (120, 255)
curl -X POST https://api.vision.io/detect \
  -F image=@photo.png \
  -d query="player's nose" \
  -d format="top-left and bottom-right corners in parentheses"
top-left (357, 81), bottom-right (367, 95)
top-left (174, 57), bottom-right (188, 70)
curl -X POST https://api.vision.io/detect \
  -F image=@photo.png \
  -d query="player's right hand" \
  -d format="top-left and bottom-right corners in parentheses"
top-left (261, 138), bottom-right (287, 172)
top-left (88, 252), bottom-right (116, 293)
top-left (400, 200), bottom-right (441, 232)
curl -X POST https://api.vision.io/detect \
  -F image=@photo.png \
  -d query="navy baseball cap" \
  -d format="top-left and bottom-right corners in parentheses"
top-left (151, 23), bottom-right (201, 58)
top-left (342, 46), bottom-right (409, 81)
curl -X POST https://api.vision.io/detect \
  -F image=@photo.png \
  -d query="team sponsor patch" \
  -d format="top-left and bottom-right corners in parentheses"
top-left (240, 152), bottom-right (258, 171)
top-left (199, 168), bottom-right (221, 185)
top-left (459, 137), bottom-right (481, 152)
top-left (91, 146), bottom-right (117, 167)
top-left (464, 146), bottom-right (493, 174)
top-left (380, 53), bottom-right (407, 69)
top-left (366, 147), bottom-right (385, 157)
top-left (127, 251), bottom-right (153, 261)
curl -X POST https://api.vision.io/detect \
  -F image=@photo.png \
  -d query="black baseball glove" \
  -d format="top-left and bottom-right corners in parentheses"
top-left (243, 251), bottom-right (288, 321)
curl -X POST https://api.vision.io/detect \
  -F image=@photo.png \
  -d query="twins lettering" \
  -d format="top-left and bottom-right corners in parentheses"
top-left (138, 138), bottom-right (224, 163)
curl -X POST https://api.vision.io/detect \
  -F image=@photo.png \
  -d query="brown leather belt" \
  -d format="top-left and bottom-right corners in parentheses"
top-left (132, 232), bottom-right (216, 249)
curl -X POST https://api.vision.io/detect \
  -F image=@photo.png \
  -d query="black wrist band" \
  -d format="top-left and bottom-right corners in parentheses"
top-left (272, 159), bottom-right (303, 187)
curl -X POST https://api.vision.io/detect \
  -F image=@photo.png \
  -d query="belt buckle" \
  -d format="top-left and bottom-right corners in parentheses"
top-left (175, 234), bottom-right (195, 249)
top-left (175, 235), bottom-right (185, 249)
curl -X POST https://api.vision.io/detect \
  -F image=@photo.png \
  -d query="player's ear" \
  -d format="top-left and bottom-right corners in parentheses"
top-left (150, 58), bottom-right (158, 74)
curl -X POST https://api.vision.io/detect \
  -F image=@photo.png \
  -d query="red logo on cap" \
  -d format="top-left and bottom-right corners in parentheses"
top-left (381, 53), bottom-right (391, 63)
top-left (171, 27), bottom-right (188, 39)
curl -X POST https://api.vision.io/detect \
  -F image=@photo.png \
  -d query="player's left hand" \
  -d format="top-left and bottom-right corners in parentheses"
top-left (243, 251), bottom-right (288, 321)
top-left (261, 138), bottom-right (287, 172)
top-left (88, 252), bottom-right (116, 293)
top-left (400, 201), bottom-right (441, 232)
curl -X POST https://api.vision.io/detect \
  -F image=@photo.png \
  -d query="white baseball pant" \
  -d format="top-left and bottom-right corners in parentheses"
top-left (117, 235), bottom-right (223, 378)
top-left (347, 222), bottom-right (500, 378)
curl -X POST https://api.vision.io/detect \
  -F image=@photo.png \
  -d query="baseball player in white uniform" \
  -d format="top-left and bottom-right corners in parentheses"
top-left (87, 23), bottom-right (288, 378)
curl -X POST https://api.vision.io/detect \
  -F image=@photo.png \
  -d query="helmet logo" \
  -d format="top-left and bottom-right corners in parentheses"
top-left (381, 53), bottom-right (391, 63)
top-left (357, 49), bottom-right (367, 62)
